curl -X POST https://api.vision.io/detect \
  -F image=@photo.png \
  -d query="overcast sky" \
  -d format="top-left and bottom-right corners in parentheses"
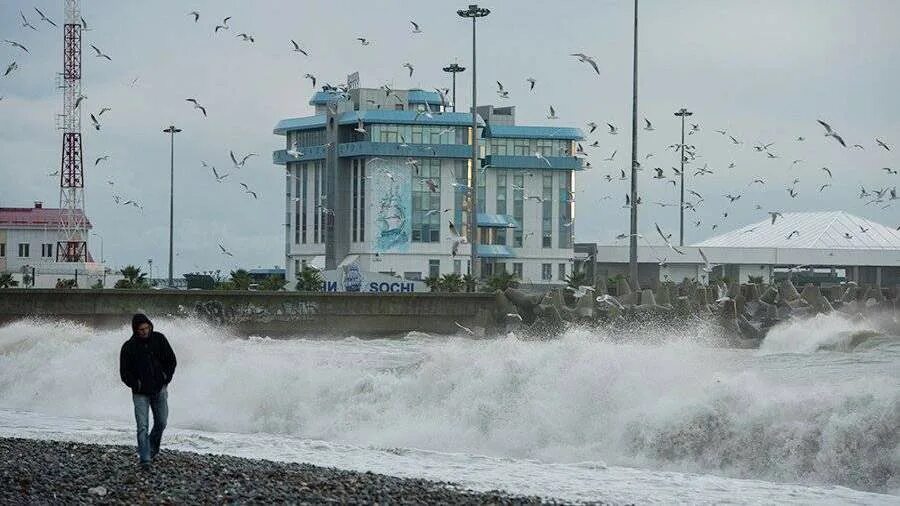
top-left (1, 0), bottom-right (898, 276)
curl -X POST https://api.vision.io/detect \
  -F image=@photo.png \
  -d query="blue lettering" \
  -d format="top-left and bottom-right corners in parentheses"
top-left (389, 282), bottom-right (400, 292)
top-left (369, 282), bottom-right (379, 292)
top-left (378, 282), bottom-right (390, 292)
top-left (400, 283), bottom-right (412, 292)
top-left (323, 281), bottom-right (337, 292)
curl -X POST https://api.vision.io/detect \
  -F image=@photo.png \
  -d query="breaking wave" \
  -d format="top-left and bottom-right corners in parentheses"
top-left (0, 317), bottom-right (897, 493)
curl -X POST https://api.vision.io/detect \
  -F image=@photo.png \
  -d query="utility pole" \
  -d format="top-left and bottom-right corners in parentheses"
top-left (628, 0), bottom-right (640, 288)
top-left (457, 4), bottom-right (490, 279)
top-left (442, 63), bottom-right (466, 112)
top-left (674, 107), bottom-right (693, 247)
top-left (163, 125), bottom-right (181, 288)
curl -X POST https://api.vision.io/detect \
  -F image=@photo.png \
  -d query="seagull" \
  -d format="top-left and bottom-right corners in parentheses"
top-left (587, 121), bottom-right (598, 133)
top-left (603, 150), bottom-right (616, 161)
top-left (724, 193), bottom-right (742, 203)
top-left (287, 140), bottom-right (304, 158)
top-left (185, 98), bottom-right (207, 117)
top-left (356, 37), bottom-right (371, 46)
top-left (19, 11), bottom-right (37, 31)
top-left (188, 11), bottom-right (200, 22)
top-left (570, 53), bottom-right (600, 74)
top-left (94, 155), bottom-right (109, 166)
top-left (883, 167), bottom-right (898, 175)
top-left (652, 168), bottom-right (665, 179)
top-left (876, 138), bottom-right (891, 151)
top-left (89, 114), bottom-right (100, 131)
top-left (607, 123), bottom-right (618, 135)
top-left (643, 117), bottom-right (654, 131)
top-left (3, 40), bottom-right (28, 53)
top-left (817, 119), bottom-right (846, 147)
top-left (655, 223), bottom-right (684, 255)
top-left (787, 187), bottom-right (799, 198)
top-left (750, 178), bottom-right (766, 186)
top-left (821, 167), bottom-right (833, 178)
top-left (769, 211), bottom-right (782, 225)
top-left (303, 74), bottom-right (317, 87)
top-left (818, 184), bottom-right (831, 192)
top-left (786, 230), bottom-right (800, 240)
top-left (218, 244), bottom-right (234, 257)
top-left (97, 107), bottom-right (111, 116)
top-left (790, 159), bottom-right (803, 167)
top-left (858, 225), bottom-right (870, 233)
top-left (90, 45), bottom-right (111, 61)
top-left (454, 321), bottom-right (474, 335)
top-left (236, 33), bottom-right (255, 43)
top-left (402, 62), bottom-right (414, 77)
top-left (448, 221), bottom-right (469, 256)
top-left (844, 232), bottom-right (853, 240)
top-left (34, 7), bottom-right (57, 27)
top-left (729, 135), bottom-right (742, 145)
top-left (240, 183), bottom-right (258, 199)
top-left (526, 77), bottom-right (536, 90)
top-left (74, 95), bottom-right (86, 109)
top-left (409, 20), bottom-right (423, 33)
top-left (547, 106), bottom-right (558, 120)
top-left (534, 152), bottom-right (552, 167)
top-left (290, 40), bottom-right (309, 55)
top-left (211, 166), bottom-right (229, 182)
top-left (698, 248), bottom-right (716, 273)
top-left (4, 61), bottom-right (19, 77)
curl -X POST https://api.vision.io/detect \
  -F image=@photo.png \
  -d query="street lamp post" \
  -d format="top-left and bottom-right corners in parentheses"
top-left (457, 4), bottom-right (490, 279)
top-left (163, 125), bottom-right (182, 288)
top-left (90, 232), bottom-right (103, 264)
top-left (628, 0), bottom-right (640, 288)
top-left (442, 62), bottom-right (466, 112)
top-left (674, 107), bottom-right (693, 247)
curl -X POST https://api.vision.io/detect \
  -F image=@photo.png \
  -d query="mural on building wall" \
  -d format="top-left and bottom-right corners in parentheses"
top-left (371, 161), bottom-right (411, 252)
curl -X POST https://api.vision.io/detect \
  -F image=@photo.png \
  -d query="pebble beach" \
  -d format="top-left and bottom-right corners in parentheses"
top-left (0, 437), bottom-right (580, 505)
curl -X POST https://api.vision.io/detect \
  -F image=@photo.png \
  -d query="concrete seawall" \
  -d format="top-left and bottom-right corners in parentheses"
top-left (0, 290), bottom-right (498, 337)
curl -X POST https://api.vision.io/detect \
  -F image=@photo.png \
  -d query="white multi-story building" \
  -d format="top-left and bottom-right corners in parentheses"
top-left (273, 84), bottom-right (584, 288)
top-left (0, 201), bottom-right (107, 288)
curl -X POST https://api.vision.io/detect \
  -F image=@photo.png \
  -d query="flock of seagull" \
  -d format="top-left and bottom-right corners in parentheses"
top-left (3, 5), bottom-right (898, 266)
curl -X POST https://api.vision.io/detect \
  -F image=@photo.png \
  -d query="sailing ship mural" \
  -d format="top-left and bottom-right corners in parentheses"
top-left (371, 163), bottom-right (411, 252)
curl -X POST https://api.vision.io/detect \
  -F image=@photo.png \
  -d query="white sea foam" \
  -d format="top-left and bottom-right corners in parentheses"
top-left (0, 317), bottom-right (897, 500)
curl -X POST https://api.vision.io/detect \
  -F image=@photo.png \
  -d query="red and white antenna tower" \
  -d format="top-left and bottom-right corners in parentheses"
top-left (56, 0), bottom-right (88, 262)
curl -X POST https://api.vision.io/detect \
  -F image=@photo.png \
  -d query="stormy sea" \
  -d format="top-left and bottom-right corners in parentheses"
top-left (0, 315), bottom-right (897, 504)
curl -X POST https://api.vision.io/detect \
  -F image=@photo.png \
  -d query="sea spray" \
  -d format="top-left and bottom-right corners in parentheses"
top-left (0, 317), bottom-right (897, 492)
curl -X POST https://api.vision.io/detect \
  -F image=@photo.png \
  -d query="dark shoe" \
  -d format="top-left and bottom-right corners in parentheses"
top-left (140, 461), bottom-right (151, 471)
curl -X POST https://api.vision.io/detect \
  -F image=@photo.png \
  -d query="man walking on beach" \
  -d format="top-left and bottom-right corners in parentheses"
top-left (119, 313), bottom-right (177, 469)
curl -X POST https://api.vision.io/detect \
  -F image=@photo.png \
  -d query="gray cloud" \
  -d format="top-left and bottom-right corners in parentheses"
top-left (0, 0), bottom-right (898, 276)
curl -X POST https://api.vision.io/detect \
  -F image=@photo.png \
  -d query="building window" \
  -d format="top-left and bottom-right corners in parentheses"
top-left (454, 160), bottom-right (468, 240)
top-left (394, 103), bottom-right (404, 111)
top-left (542, 174), bottom-right (553, 248)
top-left (404, 271), bottom-right (422, 281)
top-left (496, 172), bottom-right (507, 216)
top-left (483, 261), bottom-right (494, 277)
top-left (541, 263), bottom-right (551, 281)
top-left (0, 243), bottom-right (5, 257)
top-left (513, 139), bottom-right (529, 156)
top-left (42, 243), bottom-right (53, 258)
top-left (558, 171), bottom-right (573, 249)
top-left (513, 262), bottom-right (523, 279)
top-left (18, 243), bottom-right (29, 258)
top-left (495, 262), bottom-right (506, 274)
top-left (360, 159), bottom-right (366, 242)
top-left (411, 159), bottom-right (441, 242)
top-left (429, 259), bottom-right (440, 278)
top-left (512, 174), bottom-right (524, 247)
top-left (313, 161), bottom-right (323, 243)
top-left (559, 263), bottom-right (566, 281)
top-left (454, 259), bottom-right (462, 274)
top-left (352, 160), bottom-right (359, 242)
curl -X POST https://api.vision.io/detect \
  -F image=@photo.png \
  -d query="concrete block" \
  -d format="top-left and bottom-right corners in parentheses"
top-left (640, 289), bottom-right (656, 306)
top-left (780, 279), bottom-right (800, 301)
top-left (760, 286), bottom-right (778, 305)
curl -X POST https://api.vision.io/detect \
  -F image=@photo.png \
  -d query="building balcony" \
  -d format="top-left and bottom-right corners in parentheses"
top-left (476, 244), bottom-right (515, 259)
top-left (274, 142), bottom-right (473, 165)
top-left (476, 213), bottom-right (519, 229)
top-left (484, 154), bottom-right (584, 171)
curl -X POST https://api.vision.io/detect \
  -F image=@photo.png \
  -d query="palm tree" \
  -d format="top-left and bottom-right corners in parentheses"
top-left (440, 273), bottom-right (464, 293)
top-left (565, 269), bottom-right (588, 290)
top-left (462, 274), bottom-right (478, 293)
top-left (115, 265), bottom-right (148, 289)
top-left (259, 275), bottom-right (288, 291)
top-left (423, 275), bottom-right (442, 292)
top-left (295, 266), bottom-right (323, 292)
top-left (228, 269), bottom-right (252, 290)
top-left (0, 273), bottom-right (18, 288)
top-left (485, 271), bottom-right (517, 292)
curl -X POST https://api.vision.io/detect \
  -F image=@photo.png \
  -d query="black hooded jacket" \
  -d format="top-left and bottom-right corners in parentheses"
top-left (120, 314), bottom-right (177, 395)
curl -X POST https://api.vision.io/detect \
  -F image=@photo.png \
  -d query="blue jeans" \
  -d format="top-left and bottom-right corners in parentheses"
top-left (132, 385), bottom-right (168, 464)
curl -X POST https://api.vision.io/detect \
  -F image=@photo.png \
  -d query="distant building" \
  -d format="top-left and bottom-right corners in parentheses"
top-left (0, 201), bottom-right (108, 288)
top-left (273, 79), bottom-right (584, 288)
top-left (576, 211), bottom-right (900, 288)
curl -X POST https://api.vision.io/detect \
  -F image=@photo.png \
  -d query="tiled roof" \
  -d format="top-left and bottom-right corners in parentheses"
top-left (0, 207), bottom-right (92, 229)
top-left (692, 211), bottom-right (900, 250)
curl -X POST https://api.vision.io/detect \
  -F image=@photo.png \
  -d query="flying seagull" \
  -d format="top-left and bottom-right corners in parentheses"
top-left (89, 113), bottom-right (100, 131)
top-left (94, 155), bottom-right (109, 166)
top-left (188, 11), bottom-right (200, 22)
top-left (496, 81), bottom-right (509, 99)
top-left (817, 119), bottom-right (846, 147)
top-left (90, 45), bottom-right (111, 61)
top-left (547, 106), bottom-right (558, 120)
top-left (34, 7), bottom-right (57, 27)
top-left (290, 40), bottom-right (309, 55)
top-left (526, 77), bottom-right (536, 90)
top-left (185, 98), bottom-right (207, 117)
top-left (236, 33), bottom-right (255, 43)
top-left (410, 21), bottom-right (422, 33)
top-left (218, 244), bottom-right (234, 257)
top-left (4, 61), bottom-right (18, 77)
top-left (875, 138), bottom-right (891, 151)
top-left (3, 40), bottom-right (29, 53)
top-left (303, 73), bottom-right (316, 87)
top-left (643, 117), bottom-right (654, 131)
top-left (402, 62), bottom-right (414, 77)
top-left (20, 11), bottom-right (37, 31)
top-left (607, 123), bottom-right (618, 135)
top-left (768, 211), bottom-right (782, 225)
top-left (356, 37), bottom-right (371, 46)
top-left (570, 53), bottom-right (600, 74)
